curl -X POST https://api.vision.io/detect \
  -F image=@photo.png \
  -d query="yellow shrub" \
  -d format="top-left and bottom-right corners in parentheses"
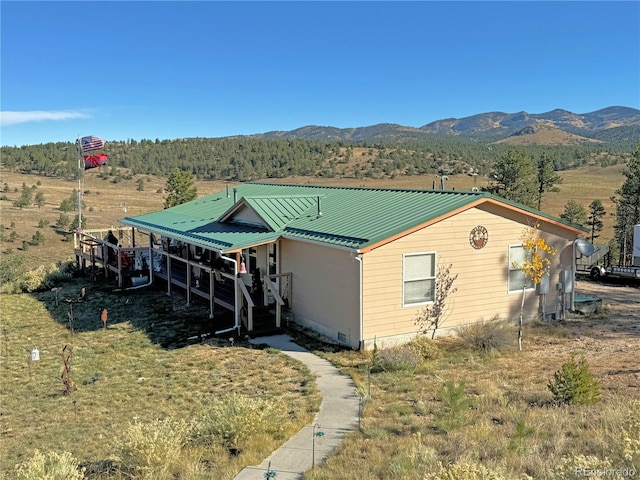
top-left (15, 450), bottom-right (85, 480)
top-left (113, 418), bottom-right (191, 479)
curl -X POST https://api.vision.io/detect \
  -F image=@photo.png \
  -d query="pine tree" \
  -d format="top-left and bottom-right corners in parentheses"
top-left (486, 149), bottom-right (537, 208)
top-left (612, 141), bottom-right (640, 266)
top-left (34, 190), bottom-right (45, 209)
top-left (560, 200), bottom-right (588, 226)
top-left (164, 168), bottom-right (198, 208)
top-left (13, 183), bottom-right (33, 209)
top-left (536, 153), bottom-right (562, 210)
top-left (587, 200), bottom-right (606, 243)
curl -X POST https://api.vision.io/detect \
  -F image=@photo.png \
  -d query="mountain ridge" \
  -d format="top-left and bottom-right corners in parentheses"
top-left (246, 106), bottom-right (640, 147)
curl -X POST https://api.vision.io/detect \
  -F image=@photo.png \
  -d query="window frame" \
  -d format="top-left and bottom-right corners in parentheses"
top-left (508, 244), bottom-right (535, 293)
top-left (402, 251), bottom-right (437, 307)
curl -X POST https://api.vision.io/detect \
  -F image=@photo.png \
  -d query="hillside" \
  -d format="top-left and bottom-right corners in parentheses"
top-left (253, 106), bottom-right (640, 148)
top-left (495, 124), bottom-right (601, 146)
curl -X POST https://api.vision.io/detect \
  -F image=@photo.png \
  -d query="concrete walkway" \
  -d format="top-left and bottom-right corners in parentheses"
top-left (233, 334), bottom-right (359, 480)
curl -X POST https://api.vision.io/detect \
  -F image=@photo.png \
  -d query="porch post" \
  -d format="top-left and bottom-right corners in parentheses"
top-left (167, 253), bottom-right (172, 295)
top-left (148, 234), bottom-right (154, 285)
top-left (186, 246), bottom-right (191, 306)
top-left (209, 269), bottom-right (214, 319)
top-left (117, 245), bottom-right (123, 288)
top-left (102, 244), bottom-right (108, 277)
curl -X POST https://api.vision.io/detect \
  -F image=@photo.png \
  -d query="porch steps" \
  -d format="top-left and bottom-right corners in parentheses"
top-left (246, 306), bottom-right (284, 337)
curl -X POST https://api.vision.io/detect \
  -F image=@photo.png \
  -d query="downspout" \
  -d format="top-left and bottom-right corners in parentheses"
top-left (353, 251), bottom-right (363, 350)
top-left (215, 253), bottom-right (240, 335)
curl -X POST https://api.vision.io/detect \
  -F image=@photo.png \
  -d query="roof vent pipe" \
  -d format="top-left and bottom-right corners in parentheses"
top-left (233, 188), bottom-right (237, 203)
top-left (226, 184), bottom-right (230, 198)
top-left (317, 196), bottom-right (323, 218)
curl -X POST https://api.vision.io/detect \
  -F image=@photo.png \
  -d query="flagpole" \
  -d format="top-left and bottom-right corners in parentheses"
top-left (76, 135), bottom-right (83, 230)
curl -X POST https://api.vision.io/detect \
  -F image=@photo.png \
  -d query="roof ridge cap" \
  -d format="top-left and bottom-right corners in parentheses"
top-left (245, 181), bottom-right (486, 195)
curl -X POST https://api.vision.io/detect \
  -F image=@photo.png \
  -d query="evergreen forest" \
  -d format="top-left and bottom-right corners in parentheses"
top-left (0, 136), bottom-right (633, 183)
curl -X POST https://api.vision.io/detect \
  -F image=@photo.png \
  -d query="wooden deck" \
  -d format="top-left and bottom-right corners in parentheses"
top-left (74, 227), bottom-right (292, 333)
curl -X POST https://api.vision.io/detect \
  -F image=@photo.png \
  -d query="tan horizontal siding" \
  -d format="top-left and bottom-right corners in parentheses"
top-left (361, 205), bottom-right (574, 342)
top-left (280, 239), bottom-right (359, 347)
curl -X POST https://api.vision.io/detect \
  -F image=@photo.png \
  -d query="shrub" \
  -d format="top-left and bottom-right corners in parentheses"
top-left (19, 262), bottom-right (75, 293)
top-left (424, 461), bottom-right (515, 480)
top-left (458, 317), bottom-right (514, 352)
top-left (388, 433), bottom-right (439, 476)
top-left (31, 230), bottom-right (45, 246)
top-left (407, 335), bottom-right (440, 362)
top-left (59, 197), bottom-right (75, 212)
top-left (621, 401), bottom-right (640, 469)
top-left (56, 213), bottom-right (71, 230)
top-left (113, 418), bottom-right (191, 479)
top-left (15, 450), bottom-right (86, 480)
top-left (21, 265), bottom-right (49, 292)
top-left (371, 345), bottom-right (420, 373)
top-left (0, 254), bottom-right (26, 293)
top-left (191, 393), bottom-right (287, 451)
top-left (550, 454), bottom-right (613, 479)
top-left (548, 356), bottom-right (601, 405)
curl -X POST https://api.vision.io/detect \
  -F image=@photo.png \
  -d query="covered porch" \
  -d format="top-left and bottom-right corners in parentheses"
top-left (74, 227), bottom-right (292, 335)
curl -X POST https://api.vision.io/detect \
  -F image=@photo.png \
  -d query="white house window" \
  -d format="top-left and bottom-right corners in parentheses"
top-left (403, 252), bottom-right (436, 306)
top-left (508, 245), bottom-right (534, 292)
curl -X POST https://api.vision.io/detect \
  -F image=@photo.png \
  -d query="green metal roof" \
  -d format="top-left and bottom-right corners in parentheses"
top-left (120, 182), bottom-right (588, 252)
top-left (221, 195), bottom-right (322, 231)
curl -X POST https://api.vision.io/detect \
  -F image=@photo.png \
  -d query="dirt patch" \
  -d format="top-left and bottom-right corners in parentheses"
top-left (527, 278), bottom-right (640, 398)
top-left (574, 278), bottom-right (640, 332)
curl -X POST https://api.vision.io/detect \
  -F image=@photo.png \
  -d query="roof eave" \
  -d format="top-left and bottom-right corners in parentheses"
top-left (359, 196), bottom-right (589, 254)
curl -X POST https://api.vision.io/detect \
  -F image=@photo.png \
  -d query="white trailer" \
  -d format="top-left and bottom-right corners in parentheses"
top-left (585, 224), bottom-right (640, 281)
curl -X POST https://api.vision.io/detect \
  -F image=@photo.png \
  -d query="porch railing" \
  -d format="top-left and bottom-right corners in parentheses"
top-left (264, 276), bottom-right (285, 328)
top-left (237, 278), bottom-right (255, 331)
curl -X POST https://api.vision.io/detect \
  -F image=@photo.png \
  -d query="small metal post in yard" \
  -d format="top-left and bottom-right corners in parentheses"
top-left (68, 306), bottom-right (75, 335)
top-left (52, 287), bottom-right (63, 307)
top-left (263, 461), bottom-right (276, 478)
top-left (312, 423), bottom-right (325, 468)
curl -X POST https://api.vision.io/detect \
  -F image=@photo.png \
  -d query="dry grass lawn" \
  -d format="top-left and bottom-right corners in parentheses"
top-left (303, 278), bottom-right (639, 479)
top-left (0, 278), bottom-right (321, 479)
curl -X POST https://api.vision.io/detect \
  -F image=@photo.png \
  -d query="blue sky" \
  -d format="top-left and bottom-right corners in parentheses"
top-left (1, 1), bottom-right (638, 147)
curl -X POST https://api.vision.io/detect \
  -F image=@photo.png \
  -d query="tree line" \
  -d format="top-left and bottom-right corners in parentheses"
top-left (0, 136), bottom-right (631, 182)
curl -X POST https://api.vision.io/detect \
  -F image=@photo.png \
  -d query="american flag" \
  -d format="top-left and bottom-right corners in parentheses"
top-left (80, 136), bottom-right (105, 153)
